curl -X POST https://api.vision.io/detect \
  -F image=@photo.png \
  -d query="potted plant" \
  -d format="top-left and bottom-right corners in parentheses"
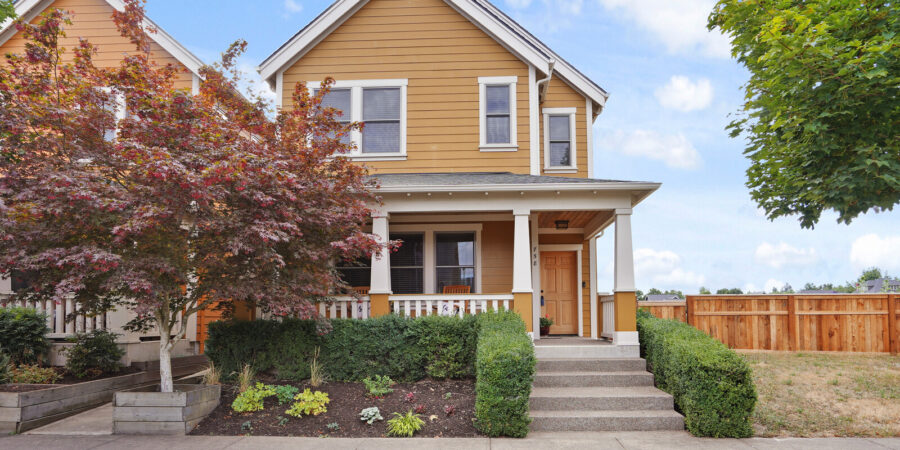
top-left (539, 315), bottom-right (553, 336)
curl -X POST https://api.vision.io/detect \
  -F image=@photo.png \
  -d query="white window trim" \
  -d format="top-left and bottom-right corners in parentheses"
top-left (99, 87), bottom-right (127, 141)
top-left (543, 107), bottom-right (577, 172)
top-left (308, 79), bottom-right (408, 160)
top-left (390, 223), bottom-right (483, 294)
top-left (478, 76), bottom-right (518, 152)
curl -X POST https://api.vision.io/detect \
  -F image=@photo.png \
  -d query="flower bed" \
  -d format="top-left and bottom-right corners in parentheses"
top-left (191, 379), bottom-right (476, 437)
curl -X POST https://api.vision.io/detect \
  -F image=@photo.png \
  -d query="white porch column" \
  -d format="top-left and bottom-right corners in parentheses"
top-left (369, 212), bottom-right (392, 295)
top-left (530, 213), bottom-right (541, 338)
top-left (613, 208), bottom-right (638, 345)
top-left (589, 235), bottom-right (598, 339)
top-left (512, 209), bottom-right (534, 333)
top-left (0, 275), bottom-right (10, 295)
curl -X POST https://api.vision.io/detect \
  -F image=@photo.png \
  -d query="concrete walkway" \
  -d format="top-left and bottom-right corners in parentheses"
top-left (2, 432), bottom-right (898, 449)
top-left (25, 403), bottom-right (114, 436)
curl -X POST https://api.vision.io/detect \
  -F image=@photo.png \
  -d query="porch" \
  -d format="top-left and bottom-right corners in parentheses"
top-left (323, 172), bottom-right (659, 349)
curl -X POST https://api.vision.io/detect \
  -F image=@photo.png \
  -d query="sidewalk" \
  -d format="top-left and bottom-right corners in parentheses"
top-left (2, 432), bottom-right (899, 450)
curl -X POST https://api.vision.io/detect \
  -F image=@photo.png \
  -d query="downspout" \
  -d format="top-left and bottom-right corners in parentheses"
top-left (536, 59), bottom-right (556, 103)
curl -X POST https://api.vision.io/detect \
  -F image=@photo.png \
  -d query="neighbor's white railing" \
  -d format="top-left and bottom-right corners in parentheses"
top-left (319, 296), bottom-right (371, 320)
top-left (0, 294), bottom-right (108, 338)
top-left (389, 294), bottom-right (514, 318)
top-left (600, 294), bottom-right (615, 339)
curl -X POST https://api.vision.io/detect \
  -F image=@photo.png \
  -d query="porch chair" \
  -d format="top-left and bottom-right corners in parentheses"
top-left (439, 285), bottom-right (470, 316)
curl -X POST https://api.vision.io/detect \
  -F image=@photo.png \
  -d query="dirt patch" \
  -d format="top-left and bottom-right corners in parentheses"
top-left (0, 384), bottom-right (52, 392)
top-left (741, 351), bottom-right (900, 438)
top-left (191, 378), bottom-right (479, 438)
top-left (0, 366), bottom-right (143, 392)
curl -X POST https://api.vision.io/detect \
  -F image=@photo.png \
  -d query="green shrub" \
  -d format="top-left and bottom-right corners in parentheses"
top-left (0, 307), bottom-right (50, 365)
top-left (412, 314), bottom-right (477, 379)
top-left (637, 313), bottom-right (757, 437)
top-left (205, 319), bottom-right (280, 381)
top-left (322, 315), bottom-right (427, 381)
top-left (285, 389), bottom-right (329, 417)
top-left (231, 382), bottom-right (276, 413)
top-left (9, 364), bottom-right (60, 384)
top-left (386, 410), bottom-right (425, 437)
top-left (473, 310), bottom-right (535, 438)
top-left (359, 406), bottom-right (383, 424)
top-left (0, 348), bottom-right (10, 383)
top-left (62, 330), bottom-right (124, 378)
top-left (273, 385), bottom-right (300, 405)
top-left (362, 374), bottom-right (395, 397)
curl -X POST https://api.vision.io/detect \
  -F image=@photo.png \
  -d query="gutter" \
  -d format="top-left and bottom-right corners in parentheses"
top-left (536, 59), bottom-right (556, 103)
top-left (374, 181), bottom-right (661, 194)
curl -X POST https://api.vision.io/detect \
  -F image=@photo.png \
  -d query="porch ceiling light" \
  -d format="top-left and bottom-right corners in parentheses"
top-left (555, 220), bottom-right (569, 230)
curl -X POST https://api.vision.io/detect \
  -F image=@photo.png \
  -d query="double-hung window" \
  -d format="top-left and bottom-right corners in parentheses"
top-left (435, 232), bottom-right (476, 292)
top-left (311, 79), bottom-right (407, 160)
top-left (478, 76), bottom-right (517, 152)
top-left (389, 233), bottom-right (424, 294)
top-left (336, 256), bottom-right (370, 289)
top-left (543, 107), bottom-right (577, 171)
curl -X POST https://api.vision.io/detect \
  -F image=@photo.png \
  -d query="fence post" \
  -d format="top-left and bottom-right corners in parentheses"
top-left (888, 294), bottom-right (898, 355)
top-left (787, 295), bottom-right (797, 351)
top-left (686, 295), bottom-right (695, 326)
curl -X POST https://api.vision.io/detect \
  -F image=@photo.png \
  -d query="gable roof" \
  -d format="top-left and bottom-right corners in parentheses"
top-left (0, 0), bottom-right (204, 78)
top-left (258, 0), bottom-right (609, 107)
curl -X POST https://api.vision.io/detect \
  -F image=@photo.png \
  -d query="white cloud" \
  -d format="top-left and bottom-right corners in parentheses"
top-left (505, 0), bottom-right (533, 8)
top-left (550, 0), bottom-right (584, 15)
top-left (742, 283), bottom-right (759, 294)
top-left (595, 0), bottom-right (731, 58)
top-left (764, 278), bottom-right (786, 293)
top-left (654, 76), bottom-right (714, 112)
top-left (634, 248), bottom-right (705, 289)
top-left (754, 242), bottom-right (819, 269)
top-left (850, 234), bottom-right (900, 272)
top-left (601, 130), bottom-right (702, 169)
top-left (283, 0), bottom-right (302, 17)
top-left (236, 61), bottom-right (276, 103)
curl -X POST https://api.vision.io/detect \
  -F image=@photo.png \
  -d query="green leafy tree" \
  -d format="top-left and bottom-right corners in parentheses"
top-left (709, 1), bottom-right (900, 228)
top-left (716, 288), bottom-right (744, 295)
top-left (0, 1), bottom-right (15, 22)
top-left (699, 286), bottom-right (711, 295)
top-left (858, 267), bottom-right (883, 282)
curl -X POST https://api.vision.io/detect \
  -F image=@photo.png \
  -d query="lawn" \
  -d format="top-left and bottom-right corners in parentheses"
top-left (741, 351), bottom-right (900, 437)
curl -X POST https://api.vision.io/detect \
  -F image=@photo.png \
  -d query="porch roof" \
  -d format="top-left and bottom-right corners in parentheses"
top-left (370, 172), bottom-right (659, 193)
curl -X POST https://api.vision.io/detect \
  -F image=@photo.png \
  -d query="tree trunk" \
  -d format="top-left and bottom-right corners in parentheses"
top-left (158, 321), bottom-right (174, 393)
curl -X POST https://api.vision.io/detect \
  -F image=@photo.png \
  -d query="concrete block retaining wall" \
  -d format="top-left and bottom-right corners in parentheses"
top-left (113, 384), bottom-right (221, 435)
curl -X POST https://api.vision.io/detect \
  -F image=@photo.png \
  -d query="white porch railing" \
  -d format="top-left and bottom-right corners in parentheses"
top-left (389, 294), bottom-right (514, 318)
top-left (600, 294), bottom-right (615, 339)
top-left (0, 294), bottom-right (108, 338)
top-left (319, 296), bottom-right (371, 320)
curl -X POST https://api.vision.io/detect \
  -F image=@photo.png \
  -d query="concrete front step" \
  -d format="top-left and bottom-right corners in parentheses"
top-left (534, 344), bottom-right (639, 359)
top-left (536, 358), bottom-right (646, 372)
top-left (530, 409), bottom-right (685, 432)
top-left (533, 371), bottom-right (655, 388)
top-left (529, 386), bottom-right (674, 411)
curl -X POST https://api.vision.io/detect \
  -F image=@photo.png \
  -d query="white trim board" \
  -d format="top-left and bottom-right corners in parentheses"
top-left (257, 0), bottom-right (609, 107)
top-left (538, 244), bottom-right (584, 337)
top-left (478, 76), bottom-right (518, 152)
top-left (0, 0), bottom-right (205, 78)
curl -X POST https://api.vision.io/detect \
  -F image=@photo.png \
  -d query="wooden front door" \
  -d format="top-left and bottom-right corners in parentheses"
top-left (541, 251), bottom-right (578, 335)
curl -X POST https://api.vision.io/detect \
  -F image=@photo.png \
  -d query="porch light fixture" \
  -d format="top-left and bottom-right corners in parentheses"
top-left (555, 220), bottom-right (569, 230)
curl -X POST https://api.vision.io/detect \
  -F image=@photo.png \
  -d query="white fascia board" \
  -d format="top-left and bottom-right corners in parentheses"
top-left (2, 0), bottom-right (205, 78)
top-left (258, 0), bottom-right (370, 87)
top-left (375, 182), bottom-right (661, 194)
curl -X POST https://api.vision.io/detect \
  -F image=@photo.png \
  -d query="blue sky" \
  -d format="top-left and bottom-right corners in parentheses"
top-left (142, 0), bottom-right (899, 294)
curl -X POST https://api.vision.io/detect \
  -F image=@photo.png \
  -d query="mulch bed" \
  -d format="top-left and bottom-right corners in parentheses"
top-left (191, 378), bottom-right (480, 438)
top-left (0, 366), bottom-right (142, 392)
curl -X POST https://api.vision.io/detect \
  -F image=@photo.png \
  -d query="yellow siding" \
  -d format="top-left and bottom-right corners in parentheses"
top-left (481, 221), bottom-right (514, 293)
top-left (282, 0), bottom-right (531, 174)
top-left (1, 0), bottom-right (193, 91)
top-left (540, 76), bottom-right (589, 178)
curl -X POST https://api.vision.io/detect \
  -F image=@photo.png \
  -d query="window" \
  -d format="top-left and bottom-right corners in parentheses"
top-left (543, 108), bottom-right (577, 171)
top-left (99, 87), bottom-right (127, 142)
top-left (336, 256), bottom-right (370, 288)
top-left (390, 233), bottom-right (424, 294)
top-left (308, 79), bottom-right (407, 160)
top-left (435, 232), bottom-right (476, 292)
top-left (478, 76), bottom-right (517, 151)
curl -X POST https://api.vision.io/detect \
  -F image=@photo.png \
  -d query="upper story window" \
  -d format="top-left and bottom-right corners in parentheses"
top-left (543, 107), bottom-right (577, 172)
top-left (100, 88), bottom-right (127, 142)
top-left (478, 76), bottom-right (517, 152)
top-left (313, 79), bottom-right (407, 161)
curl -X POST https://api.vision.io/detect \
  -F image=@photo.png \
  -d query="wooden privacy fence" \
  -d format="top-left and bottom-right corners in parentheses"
top-left (637, 294), bottom-right (899, 354)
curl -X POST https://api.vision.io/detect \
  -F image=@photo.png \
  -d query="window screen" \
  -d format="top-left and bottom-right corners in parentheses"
top-left (435, 232), bottom-right (475, 292)
top-left (362, 88), bottom-right (401, 153)
top-left (485, 85), bottom-right (511, 144)
top-left (390, 233), bottom-right (424, 294)
top-left (548, 115), bottom-right (572, 166)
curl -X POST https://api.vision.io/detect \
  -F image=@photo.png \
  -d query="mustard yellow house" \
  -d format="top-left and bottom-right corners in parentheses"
top-left (258, 0), bottom-right (658, 352)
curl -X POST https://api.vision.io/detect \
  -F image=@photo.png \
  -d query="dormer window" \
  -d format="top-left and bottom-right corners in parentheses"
top-left (478, 76), bottom-right (517, 152)
top-left (543, 107), bottom-right (577, 172)
top-left (312, 79), bottom-right (408, 161)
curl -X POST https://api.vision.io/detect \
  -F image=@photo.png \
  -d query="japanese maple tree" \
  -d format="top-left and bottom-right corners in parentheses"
top-left (0, 0), bottom-right (383, 392)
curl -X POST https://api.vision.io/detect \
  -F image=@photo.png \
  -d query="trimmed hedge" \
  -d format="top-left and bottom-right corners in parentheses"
top-left (205, 314), bottom-right (477, 382)
top-left (0, 307), bottom-right (50, 365)
top-left (473, 310), bottom-right (535, 438)
top-left (637, 310), bottom-right (756, 437)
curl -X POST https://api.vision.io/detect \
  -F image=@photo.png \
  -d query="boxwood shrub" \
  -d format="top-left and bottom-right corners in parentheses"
top-left (0, 307), bottom-right (50, 365)
top-left (637, 310), bottom-right (756, 437)
top-left (473, 310), bottom-right (535, 438)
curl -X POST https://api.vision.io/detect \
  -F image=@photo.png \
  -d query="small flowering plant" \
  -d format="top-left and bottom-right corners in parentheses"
top-left (540, 315), bottom-right (554, 327)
